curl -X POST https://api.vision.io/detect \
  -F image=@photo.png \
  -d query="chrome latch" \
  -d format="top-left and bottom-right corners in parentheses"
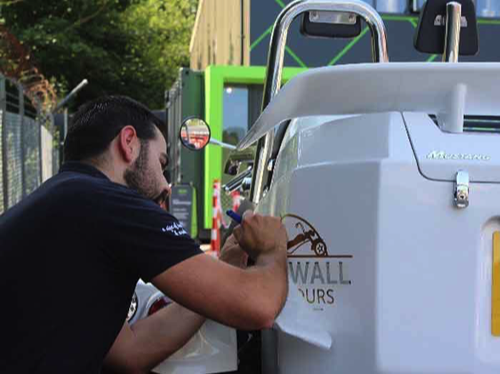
top-left (454, 170), bottom-right (469, 209)
top-left (267, 159), bottom-right (275, 172)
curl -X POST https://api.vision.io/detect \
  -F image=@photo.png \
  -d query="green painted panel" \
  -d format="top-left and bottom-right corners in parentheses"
top-left (191, 186), bottom-right (198, 238)
top-left (202, 65), bottom-right (306, 229)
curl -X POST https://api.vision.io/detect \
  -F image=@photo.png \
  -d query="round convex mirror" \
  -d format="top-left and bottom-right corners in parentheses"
top-left (179, 117), bottom-right (211, 151)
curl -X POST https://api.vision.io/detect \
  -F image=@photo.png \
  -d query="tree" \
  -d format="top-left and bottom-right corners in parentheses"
top-left (0, 0), bottom-right (197, 109)
top-left (120, 0), bottom-right (197, 108)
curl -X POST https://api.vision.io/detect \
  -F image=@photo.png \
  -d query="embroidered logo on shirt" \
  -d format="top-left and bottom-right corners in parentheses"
top-left (162, 222), bottom-right (188, 236)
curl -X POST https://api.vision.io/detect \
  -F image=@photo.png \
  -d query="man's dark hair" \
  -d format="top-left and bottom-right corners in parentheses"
top-left (63, 96), bottom-right (164, 162)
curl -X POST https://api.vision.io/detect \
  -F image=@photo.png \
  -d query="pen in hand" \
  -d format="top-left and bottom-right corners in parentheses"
top-left (226, 210), bottom-right (242, 224)
top-left (227, 210), bottom-right (295, 249)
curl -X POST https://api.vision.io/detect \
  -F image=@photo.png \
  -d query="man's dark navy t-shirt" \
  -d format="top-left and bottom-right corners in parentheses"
top-left (0, 162), bottom-right (203, 374)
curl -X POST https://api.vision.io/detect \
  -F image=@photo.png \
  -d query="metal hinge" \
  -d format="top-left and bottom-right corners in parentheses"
top-left (454, 170), bottom-right (469, 209)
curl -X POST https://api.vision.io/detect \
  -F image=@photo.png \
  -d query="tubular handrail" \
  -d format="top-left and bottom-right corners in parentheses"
top-left (249, 0), bottom-right (389, 204)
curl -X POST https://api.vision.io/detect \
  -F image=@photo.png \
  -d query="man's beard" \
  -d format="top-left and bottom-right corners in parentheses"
top-left (123, 141), bottom-right (160, 201)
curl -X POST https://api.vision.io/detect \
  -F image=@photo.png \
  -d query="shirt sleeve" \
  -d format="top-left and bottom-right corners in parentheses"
top-left (100, 188), bottom-right (203, 282)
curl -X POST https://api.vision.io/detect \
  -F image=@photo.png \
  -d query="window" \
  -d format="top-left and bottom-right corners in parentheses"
top-left (223, 86), bottom-right (249, 146)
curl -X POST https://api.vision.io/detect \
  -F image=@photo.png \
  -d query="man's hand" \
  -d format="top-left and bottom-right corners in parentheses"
top-left (233, 211), bottom-right (288, 261)
top-left (219, 234), bottom-right (248, 269)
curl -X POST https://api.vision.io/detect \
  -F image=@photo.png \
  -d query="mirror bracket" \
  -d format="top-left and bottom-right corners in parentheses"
top-left (223, 146), bottom-right (256, 176)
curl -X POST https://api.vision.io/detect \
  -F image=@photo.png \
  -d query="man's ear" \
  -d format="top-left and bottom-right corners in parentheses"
top-left (117, 126), bottom-right (140, 164)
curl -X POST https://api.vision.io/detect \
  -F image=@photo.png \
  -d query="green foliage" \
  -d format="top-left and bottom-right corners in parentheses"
top-left (0, 0), bottom-right (197, 109)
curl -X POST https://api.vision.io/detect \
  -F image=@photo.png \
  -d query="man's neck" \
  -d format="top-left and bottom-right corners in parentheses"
top-left (82, 160), bottom-right (127, 187)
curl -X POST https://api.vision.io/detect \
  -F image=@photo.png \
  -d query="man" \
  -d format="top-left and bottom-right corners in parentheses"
top-left (0, 96), bottom-right (288, 374)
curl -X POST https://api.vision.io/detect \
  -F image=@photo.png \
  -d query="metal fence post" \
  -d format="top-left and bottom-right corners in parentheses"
top-left (0, 76), bottom-right (7, 212)
top-left (38, 113), bottom-right (43, 185)
top-left (18, 83), bottom-right (26, 199)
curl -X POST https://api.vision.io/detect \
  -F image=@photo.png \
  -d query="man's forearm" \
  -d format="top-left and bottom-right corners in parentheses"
top-left (244, 247), bottom-right (289, 328)
top-left (151, 247), bottom-right (289, 331)
top-left (130, 303), bottom-right (205, 371)
top-left (104, 303), bottom-right (205, 374)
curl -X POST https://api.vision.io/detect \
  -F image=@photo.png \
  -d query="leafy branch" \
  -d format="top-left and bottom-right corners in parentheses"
top-left (64, 0), bottom-right (109, 31)
top-left (0, 0), bottom-right (25, 5)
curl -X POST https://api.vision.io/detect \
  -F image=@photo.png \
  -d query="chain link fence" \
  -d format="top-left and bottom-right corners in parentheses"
top-left (0, 74), bottom-right (59, 215)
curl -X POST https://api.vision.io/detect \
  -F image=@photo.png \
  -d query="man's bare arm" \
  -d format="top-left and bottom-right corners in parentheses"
top-left (103, 303), bottom-right (205, 374)
top-left (151, 213), bottom-right (288, 330)
top-left (152, 250), bottom-right (287, 330)
top-left (103, 236), bottom-right (249, 374)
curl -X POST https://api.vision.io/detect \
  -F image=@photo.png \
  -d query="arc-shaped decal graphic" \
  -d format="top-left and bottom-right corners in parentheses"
top-left (282, 214), bottom-right (329, 257)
